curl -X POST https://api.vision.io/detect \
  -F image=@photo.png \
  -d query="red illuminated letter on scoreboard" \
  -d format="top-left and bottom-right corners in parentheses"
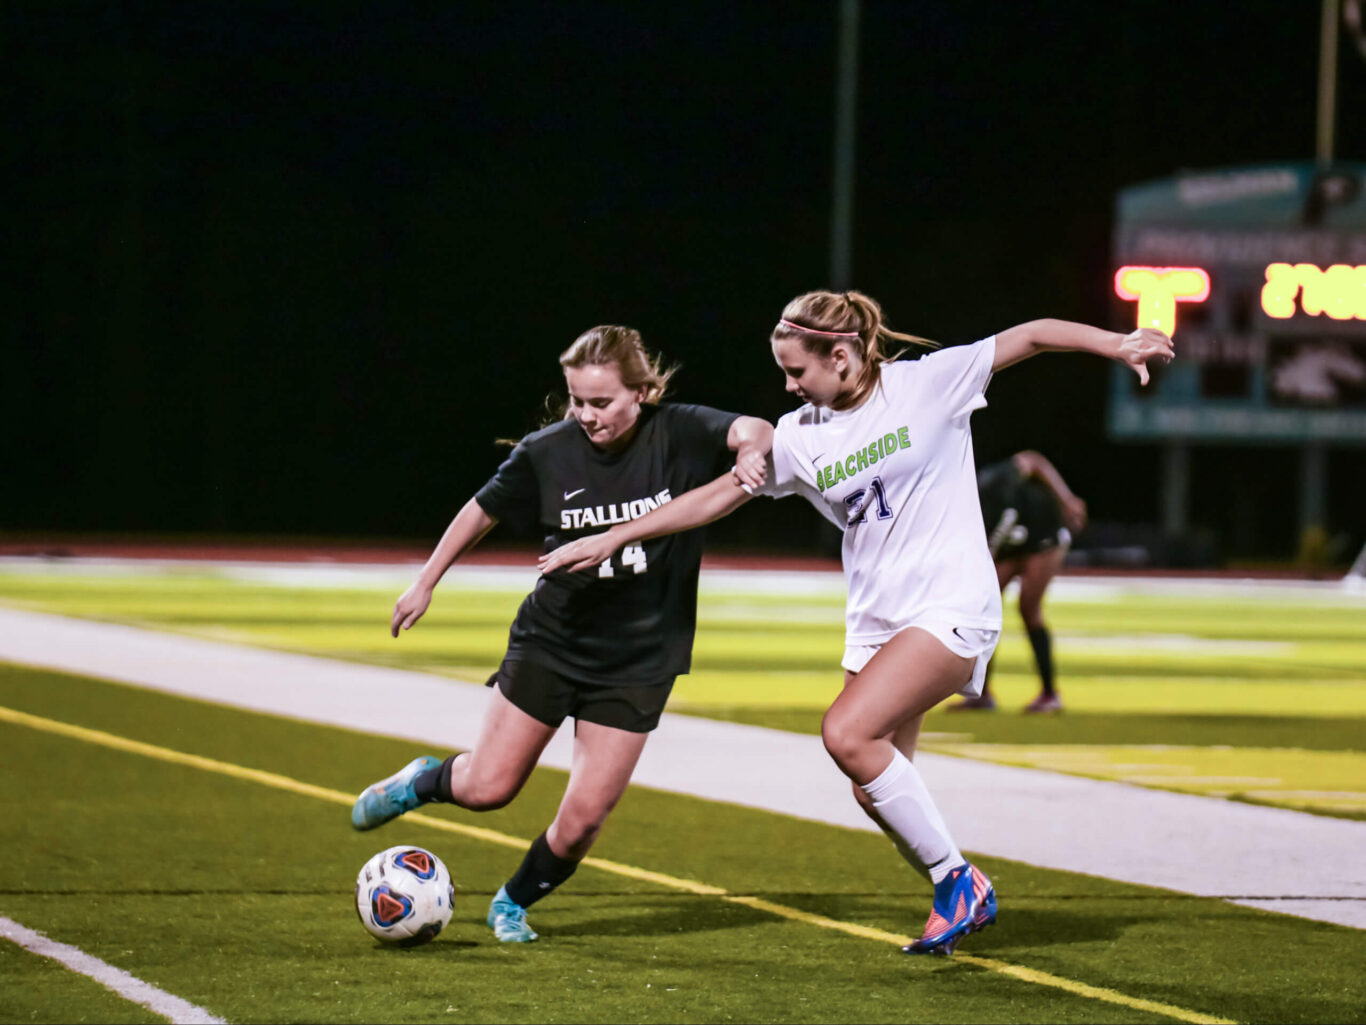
top-left (1114, 266), bottom-right (1210, 336)
top-left (1262, 263), bottom-right (1366, 320)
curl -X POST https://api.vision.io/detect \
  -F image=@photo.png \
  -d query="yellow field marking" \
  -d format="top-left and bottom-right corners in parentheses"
top-left (1, 704), bottom-right (1236, 1025)
top-left (714, 899), bottom-right (1236, 1025)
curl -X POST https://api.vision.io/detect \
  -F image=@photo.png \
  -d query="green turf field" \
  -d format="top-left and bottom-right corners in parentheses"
top-left (2, 567), bottom-right (1363, 819)
top-left (1, 565), bottom-right (1365, 1023)
top-left (3, 664), bottom-right (1364, 1025)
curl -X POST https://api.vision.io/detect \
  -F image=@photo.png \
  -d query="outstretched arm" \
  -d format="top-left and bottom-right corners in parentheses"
top-left (992, 319), bottom-right (1174, 385)
top-left (391, 497), bottom-right (497, 636)
top-left (1013, 450), bottom-right (1087, 532)
top-left (727, 415), bottom-right (774, 491)
top-left (538, 472), bottom-right (753, 575)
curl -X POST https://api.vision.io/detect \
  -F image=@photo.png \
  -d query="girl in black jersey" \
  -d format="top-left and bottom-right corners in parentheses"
top-left (350, 325), bottom-right (772, 943)
top-left (540, 292), bottom-right (1173, 957)
top-left (954, 450), bottom-right (1088, 713)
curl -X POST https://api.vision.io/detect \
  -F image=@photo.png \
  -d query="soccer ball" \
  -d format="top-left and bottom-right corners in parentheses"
top-left (354, 845), bottom-right (454, 947)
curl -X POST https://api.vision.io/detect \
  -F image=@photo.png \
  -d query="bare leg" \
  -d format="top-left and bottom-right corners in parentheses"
top-left (445, 686), bottom-right (558, 810)
top-left (1018, 546), bottom-right (1066, 707)
top-left (981, 558), bottom-right (1021, 701)
top-left (1016, 546), bottom-right (1064, 632)
top-left (827, 629), bottom-right (997, 952)
top-left (350, 686), bottom-right (556, 835)
top-left (545, 720), bottom-right (650, 860)
top-left (492, 719), bottom-right (650, 934)
top-left (822, 627), bottom-right (974, 786)
top-left (851, 710), bottom-right (933, 881)
top-left (949, 560), bottom-right (1016, 710)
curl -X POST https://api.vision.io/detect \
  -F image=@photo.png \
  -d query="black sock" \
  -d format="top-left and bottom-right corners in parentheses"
top-left (504, 832), bottom-right (580, 909)
top-left (1027, 626), bottom-right (1055, 696)
top-left (413, 755), bottom-right (457, 804)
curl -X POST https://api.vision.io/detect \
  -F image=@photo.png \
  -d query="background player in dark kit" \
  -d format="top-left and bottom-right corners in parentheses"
top-left (351, 325), bottom-right (772, 942)
top-left (954, 450), bottom-right (1087, 713)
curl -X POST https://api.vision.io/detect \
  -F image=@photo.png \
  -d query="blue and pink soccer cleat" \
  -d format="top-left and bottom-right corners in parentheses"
top-left (902, 863), bottom-right (996, 956)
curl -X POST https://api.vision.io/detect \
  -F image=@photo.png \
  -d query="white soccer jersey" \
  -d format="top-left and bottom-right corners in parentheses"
top-left (759, 336), bottom-right (1003, 644)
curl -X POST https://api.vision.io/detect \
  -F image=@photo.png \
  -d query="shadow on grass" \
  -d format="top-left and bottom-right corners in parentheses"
top-left (546, 896), bottom-right (766, 938)
top-left (365, 938), bottom-right (481, 954)
top-left (536, 892), bottom-right (1157, 949)
top-left (778, 894), bottom-right (1149, 950)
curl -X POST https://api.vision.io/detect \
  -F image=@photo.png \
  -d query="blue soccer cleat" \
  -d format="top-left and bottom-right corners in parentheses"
top-left (350, 755), bottom-right (442, 831)
top-left (487, 885), bottom-right (538, 943)
top-left (902, 863), bottom-right (996, 956)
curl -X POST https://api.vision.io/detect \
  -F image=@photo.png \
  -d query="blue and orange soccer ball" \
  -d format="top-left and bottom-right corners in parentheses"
top-left (355, 846), bottom-right (454, 947)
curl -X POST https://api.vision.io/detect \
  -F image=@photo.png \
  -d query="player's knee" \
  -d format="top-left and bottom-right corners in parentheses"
top-left (850, 778), bottom-right (875, 812)
top-left (553, 804), bottom-right (609, 853)
top-left (461, 775), bottom-right (520, 811)
top-left (820, 709), bottom-right (864, 773)
top-left (558, 821), bottom-right (602, 856)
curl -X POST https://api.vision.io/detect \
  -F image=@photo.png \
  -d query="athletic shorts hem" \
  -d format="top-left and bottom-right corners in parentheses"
top-left (488, 658), bottom-right (674, 734)
top-left (842, 621), bottom-right (1001, 699)
top-left (845, 614), bottom-right (1002, 647)
top-left (997, 526), bottom-right (1072, 560)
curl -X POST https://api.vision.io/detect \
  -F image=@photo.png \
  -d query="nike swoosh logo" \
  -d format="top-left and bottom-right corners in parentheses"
top-left (952, 627), bottom-right (996, 644)
top-left (563, 488), bottom-right (586, 501)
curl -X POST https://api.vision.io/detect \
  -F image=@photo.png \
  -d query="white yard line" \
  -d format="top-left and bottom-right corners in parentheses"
top-left (1, 603), bottom-right (1364, 932)
top-left (1056, 634), bottom-right (1297, 655)
top-left (4, 553), bottom-right (1366, 604)
top-left (0, 915), bottom-right (226, 1024)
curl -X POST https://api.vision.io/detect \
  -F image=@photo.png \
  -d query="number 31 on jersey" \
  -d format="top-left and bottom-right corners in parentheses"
top-left (598, 544), bottom-right (647, 578)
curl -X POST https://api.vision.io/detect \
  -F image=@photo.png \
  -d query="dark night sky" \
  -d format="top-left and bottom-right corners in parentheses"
top-left (7, 1), bottom-right (1366, 560)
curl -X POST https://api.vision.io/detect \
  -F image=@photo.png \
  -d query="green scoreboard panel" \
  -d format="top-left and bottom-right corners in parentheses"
top-left (1109, 163), bottom-right (1366, 444)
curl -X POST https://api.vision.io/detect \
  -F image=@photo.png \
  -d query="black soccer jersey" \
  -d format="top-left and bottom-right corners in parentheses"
top-left (977, 459), bottom-right (1066, 559)
top-left (474, 403), bottom-right (740, 684)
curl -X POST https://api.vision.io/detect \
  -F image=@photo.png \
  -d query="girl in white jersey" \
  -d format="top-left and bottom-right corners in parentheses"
top-left (539, 290), bottom-right (1174, 955)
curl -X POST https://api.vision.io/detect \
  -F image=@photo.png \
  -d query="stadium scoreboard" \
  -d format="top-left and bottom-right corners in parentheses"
top-left (1109, 163), bottom-right (1366, 444)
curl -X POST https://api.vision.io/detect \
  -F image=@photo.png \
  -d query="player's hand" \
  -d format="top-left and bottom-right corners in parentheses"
top-left (391, 583), bottom-right (434, 637)
top-left (538, 531), bottom-right (622, 575)
top-left (731, 444), bottom-right (768, 494)
top-left (1118, 328), bottom-right (1174, 386)
top-left (1062, 495), bottom-right (1088, 533)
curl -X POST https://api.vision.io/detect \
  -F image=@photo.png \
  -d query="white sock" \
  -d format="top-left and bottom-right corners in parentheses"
top-left (860, 750), bottom-right (966, 884)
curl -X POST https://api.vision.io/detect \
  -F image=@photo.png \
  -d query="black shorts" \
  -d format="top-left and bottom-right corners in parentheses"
top-left (486, 658), bottom-right (675, 734)
top-left (987, 493), bottom-right (1070, 559)
top-left (995, 520), bottom-right (1072, 560)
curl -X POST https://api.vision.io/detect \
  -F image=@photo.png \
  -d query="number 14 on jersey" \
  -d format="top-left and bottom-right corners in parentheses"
top-left (598, 544), bottom-right (647, 578)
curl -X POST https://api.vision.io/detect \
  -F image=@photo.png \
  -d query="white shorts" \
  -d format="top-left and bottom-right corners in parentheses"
top-left (842, 621), bottom-right (1001, 698)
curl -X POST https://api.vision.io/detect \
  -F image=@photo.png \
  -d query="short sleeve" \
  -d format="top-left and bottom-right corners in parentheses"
top-left (473, 441), bottom-right (539, 522)
top-left (754, 416), bottom-right (802, 499)
top-left (664, 403), bottom-right (738, 445)
top-left (754, 418), bottom-right (844, 527)
top-left (659, 403), bottom-right (740, 477)
top-left (921, 336), bottom-right (996, 421)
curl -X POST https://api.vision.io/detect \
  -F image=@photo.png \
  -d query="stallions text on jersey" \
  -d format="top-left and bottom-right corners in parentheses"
top-left (475, 403), bottom-right (739, 684)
